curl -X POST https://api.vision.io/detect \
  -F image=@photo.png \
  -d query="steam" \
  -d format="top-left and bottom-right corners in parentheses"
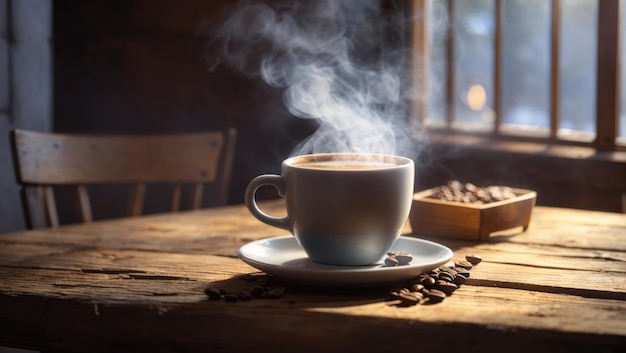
top-left (207, 0), bottom-right (418, 157)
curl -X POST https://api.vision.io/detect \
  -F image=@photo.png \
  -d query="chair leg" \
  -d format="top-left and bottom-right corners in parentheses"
top-left (191, 184), bottom-right (203, 210)
top-left (171, 184), bottom-right (181, 212)
top-left (128, 184), bottom-right (146, 216)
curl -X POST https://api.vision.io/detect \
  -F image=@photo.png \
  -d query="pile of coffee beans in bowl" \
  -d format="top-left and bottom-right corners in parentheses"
top-left (429, 180), bottom-right (517, 204)
top-left (386, 254), bottom-right (482, 306)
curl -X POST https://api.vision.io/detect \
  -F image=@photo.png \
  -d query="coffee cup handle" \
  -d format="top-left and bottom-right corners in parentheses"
top-left (244, 174), bottom-right (290, 231)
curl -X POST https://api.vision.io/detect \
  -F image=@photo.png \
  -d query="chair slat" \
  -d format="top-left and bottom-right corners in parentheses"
top-left (77, 185), bottom-right (93, 222)
top-left (13, 131), bottom-right (227, 184)
top-left (128, 184), bottom-right (146, 217)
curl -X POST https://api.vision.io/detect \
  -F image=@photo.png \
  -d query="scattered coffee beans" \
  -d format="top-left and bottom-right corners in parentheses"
top-left (453, 267), bottom-right (470, 278)
top-left (204, 273), bottom-right (287, 303)
top-left (208, 254), bottom-right (483, 308)
top-left (454, 260), bottom-right (474, 270)
top-left (391, 291), bottom-right (421, 306)
top-left (265, 286), bottom-right (286, 299)
top-left (384, 256), bottom-right (399, 267)
top-left (425, 289), bottom-right (446, 303)
top-left (435, 280), bottom-right (458, 296)
top-left (419, 275), bottom-right (436, 288)
top-left (409, 283), bottom-right (424, 292)
top-left (204, 286), bottom-right (223, 301)
top-left (224, 293), bottom-right (239, 302)
top-left (438, 271), bottom-right (455, 282)
top-left (465, 254), bottom-right (482, 265)
top-left (386, 255), bottom-right (482, 307)
top-left (453, 274), bottom-right (467, 285)
top-left (384, 251), bottom-right (413, 267)
top-left (429, 180), bottom-right (517, 204)
top-left (237, 289), bottom-right (253, 300)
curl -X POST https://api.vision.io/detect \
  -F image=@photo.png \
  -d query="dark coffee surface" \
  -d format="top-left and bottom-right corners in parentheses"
top-left (294, 160), bottom-right (396, 170)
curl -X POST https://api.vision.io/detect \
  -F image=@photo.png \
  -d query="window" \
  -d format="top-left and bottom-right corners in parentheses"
top-left (411, 0), bottom-right (624, 151)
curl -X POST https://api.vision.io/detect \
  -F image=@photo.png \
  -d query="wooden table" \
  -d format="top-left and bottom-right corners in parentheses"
top-left (1, 200), bottom-right (625, 352)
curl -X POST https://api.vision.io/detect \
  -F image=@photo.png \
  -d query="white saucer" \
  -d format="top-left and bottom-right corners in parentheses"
top-left (237, 235), bottom-right (453, 287)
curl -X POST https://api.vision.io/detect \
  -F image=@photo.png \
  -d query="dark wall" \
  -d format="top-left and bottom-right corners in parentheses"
top-left (53, 0), bottom-right (318, 208)
top-left (52, 0), bottom-right (415, 215)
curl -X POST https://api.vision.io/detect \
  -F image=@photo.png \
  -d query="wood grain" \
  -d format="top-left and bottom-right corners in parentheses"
top-left (12, 130), bottom-right (225, 183)
top-left (0, 200), bottom-right (624, 352)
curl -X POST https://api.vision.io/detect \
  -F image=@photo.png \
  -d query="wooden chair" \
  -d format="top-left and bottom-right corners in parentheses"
top-left (10, 128), bottom-right (237, 229)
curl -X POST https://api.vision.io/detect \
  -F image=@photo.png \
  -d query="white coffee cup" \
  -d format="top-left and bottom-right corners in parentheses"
top-left (244, 153), bottom-right (414, 266)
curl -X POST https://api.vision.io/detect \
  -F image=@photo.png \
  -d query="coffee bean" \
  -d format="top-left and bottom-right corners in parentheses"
top-left (237, 289), bottom-right (253, 301)
top-left (397, 292), bottom-right (420, 306)
top-left (251, 285), bottom-right (266, 297)
top-left (466, 254), bottom-right (482, 265)
top-left (409, 291), bottom-right (424, 300)
top-left (453, 267), bottom-right (470, 278)
top-left (439, 266), bottom-right (457, 275)
top-left (425, 289), bottom-right (446, 303)
top-left (438, 271), bottom-right (455, 282)
top-left (254, 276), bottom-right (273, 286)
top-left (384, 252), bottom-right (412, 266)
top-left (453, 274), bottom-right (467, 285)
top-left (204, 286), bottom-right (223, 301)
top-left (265, 286), bottom-right (286, 299)
top-left (224, 293), bottom-right (239, 302)
top-left (455, 260), bottom-right (473, 270)
top-left (435, 280), bottom-right (458, 295)
top-left (395, 253), bottom-right (413, 265)
top-left (410, 283), bottom-right (425, 292)
top-left (385, 256), bottom-right (399, 267)
top-left (420, 276), bottom-right (436, 288)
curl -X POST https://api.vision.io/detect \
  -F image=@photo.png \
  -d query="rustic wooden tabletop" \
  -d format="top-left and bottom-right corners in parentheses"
top-left (0, 200), bottom-right (624, 353)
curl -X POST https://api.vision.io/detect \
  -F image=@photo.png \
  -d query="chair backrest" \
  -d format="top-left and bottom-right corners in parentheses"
top-left (10, 128), bottom-right (237, 229)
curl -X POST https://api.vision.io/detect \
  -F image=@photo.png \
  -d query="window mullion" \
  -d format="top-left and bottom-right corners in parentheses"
top-left (595, 0), bottom-right (621, 151)
top-left (550, 0), bottom-right (561, 139)
top-left (446, 0), bottom-right (455, 128)
top-left (410, 0), bottom-right (428, 124)
top-left (494, 0), bottom-right (503, 134)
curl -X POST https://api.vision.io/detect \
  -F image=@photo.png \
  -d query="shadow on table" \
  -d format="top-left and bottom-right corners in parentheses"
top-left (206, 271), bottom-right (401, 309)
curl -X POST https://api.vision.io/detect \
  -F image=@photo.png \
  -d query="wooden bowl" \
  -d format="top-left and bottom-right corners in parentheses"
top-left (409, 187), bottom-right (537, 242)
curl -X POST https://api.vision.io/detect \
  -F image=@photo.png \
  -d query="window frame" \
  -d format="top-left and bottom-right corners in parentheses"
top-left (410, 0), bottom-right (624, 152)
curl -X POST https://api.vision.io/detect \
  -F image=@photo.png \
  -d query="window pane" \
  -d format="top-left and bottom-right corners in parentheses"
top-left (559, 0), bottom-right (597, 141)
top-left (427, 0), bottom-right (449, 125)
top-left (620, 0), bottom-right (626, 145)
top-left (454, 0), bottom-right (494, 130)
top-left (502, 0), bottom-right (550, 130)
